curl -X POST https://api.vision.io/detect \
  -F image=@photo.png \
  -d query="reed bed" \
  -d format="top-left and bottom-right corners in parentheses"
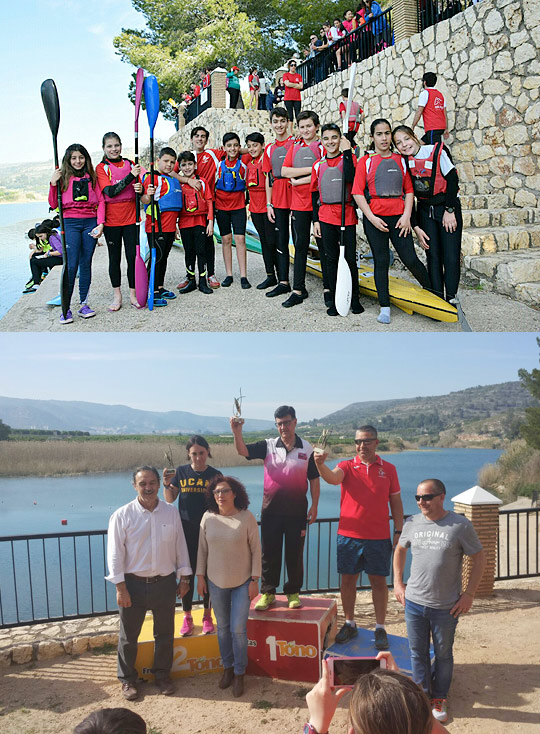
top-left (0, 439), bottom-right (352, 477)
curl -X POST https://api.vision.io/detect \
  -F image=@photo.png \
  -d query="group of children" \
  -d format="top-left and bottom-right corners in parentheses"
top-left (24, 217), bottom-right (63, 294)
top-left (45, 68), bottom-right (460, 324)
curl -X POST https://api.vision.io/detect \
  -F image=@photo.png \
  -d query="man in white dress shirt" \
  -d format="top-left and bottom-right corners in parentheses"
top-left (107, 466), bottom-right (192, 700)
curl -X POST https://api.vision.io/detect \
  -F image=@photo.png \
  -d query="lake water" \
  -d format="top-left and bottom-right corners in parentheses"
top-left (0, 201), bottom-right (52, 319)
top-left (0, 448), bottom-right (501, 625)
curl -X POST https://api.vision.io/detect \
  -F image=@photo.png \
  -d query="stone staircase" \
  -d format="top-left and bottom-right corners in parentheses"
top-left (460, 194), bottom-right (540, 307)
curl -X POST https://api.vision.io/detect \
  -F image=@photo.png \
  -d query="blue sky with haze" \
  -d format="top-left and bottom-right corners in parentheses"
top-left (1, 0), bottom-right (176, 165)
top-left (0, 333), bottom-right (537, 420)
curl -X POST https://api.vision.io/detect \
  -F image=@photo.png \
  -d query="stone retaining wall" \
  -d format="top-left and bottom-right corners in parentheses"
top-left (170, 109), bottom-right (274, 153)
top-left (302, 0), bottom-right (540, 206)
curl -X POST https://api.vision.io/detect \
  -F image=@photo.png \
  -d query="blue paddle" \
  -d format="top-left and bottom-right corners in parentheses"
top-left (40, 79), bottom-right (70, 320)
top-left (143, 74), bottom-right (160, 311)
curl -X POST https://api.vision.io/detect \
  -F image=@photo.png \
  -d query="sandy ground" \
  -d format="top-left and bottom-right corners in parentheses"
top-left (1, 242), bottom-right (539, 332)
top-left (1, 576), bottom-right (538, 734)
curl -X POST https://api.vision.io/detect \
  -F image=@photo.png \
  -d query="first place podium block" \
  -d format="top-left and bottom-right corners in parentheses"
top-left (135, 608), bottom-right (222, 681)
top-left (247, 595), bottom-right (337, 683)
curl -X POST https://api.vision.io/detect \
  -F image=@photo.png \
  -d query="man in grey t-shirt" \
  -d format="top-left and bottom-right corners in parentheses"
top-left (393, 478), bottom-right (485, 724)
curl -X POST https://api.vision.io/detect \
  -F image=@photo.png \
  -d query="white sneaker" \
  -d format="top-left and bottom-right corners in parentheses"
top-left (431, 698), bottom-right (448, 723)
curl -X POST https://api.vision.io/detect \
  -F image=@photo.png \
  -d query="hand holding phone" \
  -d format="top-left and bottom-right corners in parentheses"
top-left (325, 655), bottom-right (387, 689)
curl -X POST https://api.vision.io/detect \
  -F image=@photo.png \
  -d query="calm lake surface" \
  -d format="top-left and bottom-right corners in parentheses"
top-left (0, 448), bottom-right (501, 536)
top-left (0, 449), bottom-right (501, 625)
top-left (0, 201), bottom-right (51, 319)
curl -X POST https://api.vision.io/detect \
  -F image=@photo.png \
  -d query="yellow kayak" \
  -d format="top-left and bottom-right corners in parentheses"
top-left (301, 244), bottom-right (458, 323)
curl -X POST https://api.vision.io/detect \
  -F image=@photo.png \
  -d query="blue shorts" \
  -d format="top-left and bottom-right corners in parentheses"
top-left (337, 535), bottom-right (392, 577)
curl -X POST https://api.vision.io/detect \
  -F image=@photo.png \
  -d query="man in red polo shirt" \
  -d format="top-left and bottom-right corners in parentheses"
top-left (314, 425), bottom-right (403, 649)
top-left (411, 71), bottom-right (449, 145)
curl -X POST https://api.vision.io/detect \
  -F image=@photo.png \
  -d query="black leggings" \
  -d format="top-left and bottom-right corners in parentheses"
top-left (363, 215), bottom-right (431, 307)
top-left (319, 221), bottom-right (359, 304)
top-left (205, 231), bottom-right (216, 277)
top-left (291, 210), bottom-right (327, 292)
top-left (180, 225), bottom-right (207, 277)
top-left (284, 100), bottom-right (301, 122)
top-left (151, 231), bottom-right (175, 289)
top-left (30, 254), bottom-right (62, 284)
top-left (104, 223), bottom-right (137, 289)
top-left (418, 202), bottom-right (462, 301)
top-left (228, 87), bottom-right (240, 109)
top-left (273, 207), bottom-right (291, 283)
top-left (251, 211), bottom-right (277, 276)
top-left (182, 523), bottom-right (210, 612)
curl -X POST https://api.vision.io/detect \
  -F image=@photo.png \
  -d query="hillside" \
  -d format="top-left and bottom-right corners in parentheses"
top-left (303, 381), bottom-right (533, 446)
top-left (0, 396), bottom-right (273, 435)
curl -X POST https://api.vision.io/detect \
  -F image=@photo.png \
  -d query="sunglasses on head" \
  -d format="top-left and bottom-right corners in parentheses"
top-left (415, 493), bottom-right (442, 502)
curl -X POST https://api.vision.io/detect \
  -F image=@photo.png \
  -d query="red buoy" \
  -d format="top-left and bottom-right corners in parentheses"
top-left (61, 519), bottom-right (68, 525)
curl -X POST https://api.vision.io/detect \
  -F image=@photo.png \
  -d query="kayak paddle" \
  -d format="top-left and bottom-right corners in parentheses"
top-left (335, 62), bottom-right (357, 317)
top-left (143, 74), bottom-right (160, 311)
top-left (134, 68), bottom-right (148, 307)
top-left (40, 79), bottom-right (70, 320)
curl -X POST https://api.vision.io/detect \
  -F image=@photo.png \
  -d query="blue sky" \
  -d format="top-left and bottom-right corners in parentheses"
top-left (0, 333), bottom-right (537, 419)
top-left (1, 0), bottom-right (176, 165)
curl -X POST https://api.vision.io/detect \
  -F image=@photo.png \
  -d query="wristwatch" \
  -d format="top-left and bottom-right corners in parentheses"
top-left (304, 723), bottom-right (328, 734)
top-left (445, 206), bottom-right (455, 213)
top-left (394, 529), bottom-right (402, 535)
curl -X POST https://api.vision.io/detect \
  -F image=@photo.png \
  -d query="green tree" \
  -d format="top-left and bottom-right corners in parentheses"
top-left (518, 337), bottom-right (540, 449)
top-left (114, 0), bottom-right (259, 114)
top-left (0, 418), bottom-right (11, 441)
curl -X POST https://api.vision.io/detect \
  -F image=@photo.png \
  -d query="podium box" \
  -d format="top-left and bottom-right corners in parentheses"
top-left (135, 607), bottom-right (221, 681)
top-left (247, 595), bottom-right (337, 683)
top-left (325, 626), bottom-right (433, 678)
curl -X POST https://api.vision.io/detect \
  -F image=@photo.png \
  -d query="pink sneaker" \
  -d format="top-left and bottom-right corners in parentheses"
top-left (202, 614), bottom-right (215, 634)
top-left (180, 614), bottom-right (194, 636)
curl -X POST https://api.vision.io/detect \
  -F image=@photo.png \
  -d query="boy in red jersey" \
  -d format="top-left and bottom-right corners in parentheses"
top-left (176, 151), bottom-right (214, 295)
top-left (263, 107), bottom-right (295, 298)
top-left (215, 132), bottom-right (250, 289)
top-left (141, 147), bottom-right (183, 307)
top-left (411, 72), bottom-right (449, 145)
top-left (243, 132), bottom-right (277, 290)
top-left (282, 110), bottom-right (329, 308)
top-left (283, 59), bottom-right (303, 134)
top-left (310, 124), bottom-right (363, 317)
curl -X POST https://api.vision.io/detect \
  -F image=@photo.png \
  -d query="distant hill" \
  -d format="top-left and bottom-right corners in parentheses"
top-left (0, 396), bottom-right (273, 435)
top-left (0, 149), bottom-right (135, 202)
top-left (301, 381), bottom-right (534, 445)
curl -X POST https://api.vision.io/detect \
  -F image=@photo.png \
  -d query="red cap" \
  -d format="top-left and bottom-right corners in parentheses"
top-left (232, 66), bottom-right (239, 71)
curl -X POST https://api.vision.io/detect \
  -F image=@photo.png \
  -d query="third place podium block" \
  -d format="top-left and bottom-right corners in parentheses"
top-left (247, 595), bottom-right (337, 683)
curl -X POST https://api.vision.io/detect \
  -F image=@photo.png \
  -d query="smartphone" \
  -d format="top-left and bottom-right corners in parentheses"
top-left (326, 655), bottom-right (386, 688)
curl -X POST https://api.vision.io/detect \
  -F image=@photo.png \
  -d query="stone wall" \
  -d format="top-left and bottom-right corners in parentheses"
top-left (169, 109), bottom-right (274, 153)
top-left (302, 0), bottom-right (540, 207)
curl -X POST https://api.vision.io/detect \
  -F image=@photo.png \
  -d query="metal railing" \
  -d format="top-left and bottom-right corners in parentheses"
top-left (2, 508), bottom-right (538, 628)
top-left (418, 0), bottom-right (472, 31)
top-left (298, 8), bottom-right (394, 92)
top-left (496, 507), bottom-right (540, 580)
top-left (185, 85), bottom-right (213, 124)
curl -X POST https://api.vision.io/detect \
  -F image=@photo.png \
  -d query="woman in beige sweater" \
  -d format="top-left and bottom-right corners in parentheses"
top-left (197, 476), bottom-right (262, 697)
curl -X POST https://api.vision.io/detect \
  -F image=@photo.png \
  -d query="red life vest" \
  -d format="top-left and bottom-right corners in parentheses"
top-left (292, 140), bottom-right (323, 169)
top-left (246, 157), bottom-right (264, 188)
top-left (269, 139), bottom-right (294, 178)
top-left (363, 154), bottom-right (406, 201)
top-left (407, 143), bottom-right (447, 201)
top-left (423, 88), bottom-right (446, 131)
top-left (315, 155), bottom-right (353, 205)
top-left (102, 158), bottom-right (136, 204)
top-left (182, 178), bottom-right (208, 214)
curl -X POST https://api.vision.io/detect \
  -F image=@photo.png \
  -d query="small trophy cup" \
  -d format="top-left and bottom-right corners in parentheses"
top-left (313, 428), bottom-right (330, 457)
top-left (232, 389), bottom-right (245, 425)
top-left (164, 444), bottom-right (175, 486)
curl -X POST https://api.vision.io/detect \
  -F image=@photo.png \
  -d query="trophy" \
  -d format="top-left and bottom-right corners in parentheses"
top-left (232, 388), bottom-right (245, 425)
top-left (164, 444), bottom-right (175, 486)
top-left (313, 428), bottom-right (330, 457)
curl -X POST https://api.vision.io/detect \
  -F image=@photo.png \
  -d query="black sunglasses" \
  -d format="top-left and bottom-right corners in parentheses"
top-left (415, 493), bottom-right (442, 502)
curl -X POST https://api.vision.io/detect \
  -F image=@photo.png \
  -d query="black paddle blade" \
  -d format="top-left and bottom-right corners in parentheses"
top-left (41, 79), bottom-right (60, 138)
top-left (60, 260), bottom-right (71, 320)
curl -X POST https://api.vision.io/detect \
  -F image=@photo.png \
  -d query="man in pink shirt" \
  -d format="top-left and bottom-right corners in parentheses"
top-left (314, 425), bottom-right (403, 649)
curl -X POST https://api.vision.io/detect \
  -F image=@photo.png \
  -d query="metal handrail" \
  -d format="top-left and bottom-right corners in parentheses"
top-left (1, 508), bottom-right (538, 628)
